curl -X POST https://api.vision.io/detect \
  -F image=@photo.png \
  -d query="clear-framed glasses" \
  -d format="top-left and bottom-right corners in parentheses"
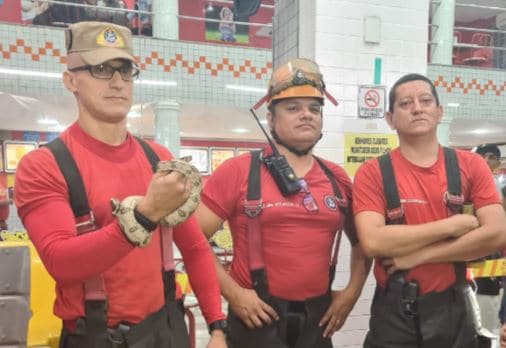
top-left (69, 63), bottom-right (140, 81)
top-left (298, 179), bottom-right (319, 213)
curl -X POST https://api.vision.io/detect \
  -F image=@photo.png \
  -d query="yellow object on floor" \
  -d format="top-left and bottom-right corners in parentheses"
top-left (0, 240), bottom-right (61, 348)
top-left (467, 258), bottom-right (506, 278)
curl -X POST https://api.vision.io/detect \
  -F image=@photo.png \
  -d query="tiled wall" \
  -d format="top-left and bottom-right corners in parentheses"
top-left (428, 64), bottom-right (506, 120)
top-left (0, 22), bottom-right (272, 107)
top-left (272, 0), bottom-right (300, 67)
top-left (308, 2), bottom-right (430, 347)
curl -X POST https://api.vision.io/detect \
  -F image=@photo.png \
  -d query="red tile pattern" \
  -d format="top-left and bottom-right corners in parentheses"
top-left (0, 39), bottom-right (272, 79)
top-left (434, 75), bottom-right (506, 96)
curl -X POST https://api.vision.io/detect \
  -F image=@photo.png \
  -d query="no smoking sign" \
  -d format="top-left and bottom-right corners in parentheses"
top-left (358, 86), bottom-right (386, 118)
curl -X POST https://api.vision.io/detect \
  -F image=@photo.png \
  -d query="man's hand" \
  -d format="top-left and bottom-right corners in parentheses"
top-left (136, 171), bottom-right (191, 223)
top-left (381, 252), bottom-right (423, 275)
top-left (207, 329), bottom-right (227, 348)
top-left (319, 288), bottom-right (358, 338)
top-left (447, 214), bottom-right (479, 237)
top-left (229, 287), bottom-right (279, 328)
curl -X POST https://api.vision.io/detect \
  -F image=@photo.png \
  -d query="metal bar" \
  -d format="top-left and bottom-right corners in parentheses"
top-left (428, 41), bottom-right (506, 51)
top-left (178, 15), bottom-right (272, 28)
top-left (455, 3), bottom-right (506, 12)
top-left (208, 0), bottom-right (274, 9)
top-left (37, 0), bottom-right (150, 15)
top-left (454, 26), bottom-right (506, 35)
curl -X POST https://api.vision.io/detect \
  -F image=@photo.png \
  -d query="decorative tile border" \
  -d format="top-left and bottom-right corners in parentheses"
top-left (0, 39), bottom-right (272, 79)
top-left (434, 75), bottom-right (506, 96)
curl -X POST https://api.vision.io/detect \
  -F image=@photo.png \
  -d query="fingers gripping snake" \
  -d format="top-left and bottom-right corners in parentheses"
top-left (111, 159), bottom-right (202, 247)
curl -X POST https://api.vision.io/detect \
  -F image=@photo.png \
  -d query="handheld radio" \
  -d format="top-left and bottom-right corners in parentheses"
top-left (250, 108), bottom-right (301, 196)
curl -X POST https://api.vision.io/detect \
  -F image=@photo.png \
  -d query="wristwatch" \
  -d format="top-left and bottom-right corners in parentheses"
top-left (208, 319), bottom-right (228, 334)
top-left (133, 207), bottom-right (158, 231)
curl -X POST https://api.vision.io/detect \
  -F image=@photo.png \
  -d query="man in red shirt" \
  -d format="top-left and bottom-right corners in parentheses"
top-left (195, 58), bottom-right (371, 348)
top-left (14, 21), bottom-right (226, 348)
top-left (353, 73), bottom-right (506, 347)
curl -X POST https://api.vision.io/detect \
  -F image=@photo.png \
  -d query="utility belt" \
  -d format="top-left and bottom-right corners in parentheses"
top-left (61, 305), bottom-right (169, 348)
top-left (379, 280), bottom-right (461, 317)
top-left (227, 291), bottom-right (332, 348)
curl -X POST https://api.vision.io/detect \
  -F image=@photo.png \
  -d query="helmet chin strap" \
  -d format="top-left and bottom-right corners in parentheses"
top-left (271, 130), bottom-right (322, 157)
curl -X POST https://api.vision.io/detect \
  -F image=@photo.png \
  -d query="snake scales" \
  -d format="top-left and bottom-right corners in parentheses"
top-left (111, 159), bottom-right (202, 247)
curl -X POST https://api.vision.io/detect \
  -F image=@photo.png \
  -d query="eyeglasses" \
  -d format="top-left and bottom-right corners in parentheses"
top-left (298, 179), bottom-right (319, 213)
top-left (69, 63), bottom-right (140, 81)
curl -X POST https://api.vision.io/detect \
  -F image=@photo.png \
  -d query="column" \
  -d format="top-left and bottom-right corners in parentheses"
top-left (431, 0), bottom-right (456, 65)
top-left (152, 0), bottom-right (178, 40)
top-left (437, 113), bottom-right (453, 146)
top-left (153, 100), bottom-right (180, 157)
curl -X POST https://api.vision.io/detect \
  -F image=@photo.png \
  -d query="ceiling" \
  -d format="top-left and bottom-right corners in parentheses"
top-left (0, 92), bottom-right (504, 147)
top-left (1, 2), bottom-right (505, 146)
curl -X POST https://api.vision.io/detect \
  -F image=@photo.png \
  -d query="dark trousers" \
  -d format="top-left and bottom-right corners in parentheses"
top-left (59, 301), bottom-right (190, 348)
top-left (226, 292), bottom-right (332, 348)
top-left (364, 285), bottom-right (478, 348)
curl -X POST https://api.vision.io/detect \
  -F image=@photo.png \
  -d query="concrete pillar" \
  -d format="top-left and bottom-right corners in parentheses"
top-left (431, 0), bottom-right (456, 65)
top-left (152, 0), bottom-right (178, 40)
top-left (153, 100), bottom-right (180, 157)
top-left (437, 113), bottom-right (453, 146)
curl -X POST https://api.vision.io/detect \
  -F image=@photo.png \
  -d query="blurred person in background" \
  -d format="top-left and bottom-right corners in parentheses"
top-left (474, 144), bottom-right (504, 343)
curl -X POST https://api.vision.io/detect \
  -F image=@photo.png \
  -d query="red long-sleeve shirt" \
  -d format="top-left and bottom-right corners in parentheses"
top-left (15, 123), bottom-right (224, 326)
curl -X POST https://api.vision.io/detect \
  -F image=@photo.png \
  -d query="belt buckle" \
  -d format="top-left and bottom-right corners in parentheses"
top-left (108, 323), bottom-right (131, 345)
top-left (401, 299), bottom-right (417, 317)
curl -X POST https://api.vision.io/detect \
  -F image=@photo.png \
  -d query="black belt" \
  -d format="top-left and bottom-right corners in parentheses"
top-left (62, 305), bottom-right (169, 347)
top-left (107, 305), bottom-right (168, 346)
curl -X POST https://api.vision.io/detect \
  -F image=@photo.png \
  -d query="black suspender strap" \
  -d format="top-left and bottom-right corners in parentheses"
top-left (378, 153), bottom-right (405, 225)
top-left (442, 147), bottom-right (467, 286)
top-left (378, 148), bottom-right (467, 320)
top-left (245, 150), bottom-right (268, 299)
top-left (313, 156), bottom-right (349, 288)
top-left (245, 151), bottom-right (349, 297)
top-left (45, 138), bottom-right (107, 341)
top-left (443, 147), bottom-right (465, 215)
top-left (133, 137), bottom-right (180, 301)
top-left (45, 138), bottom-right (90, 219)
top-left (313, 156), bottom-right (348, 215)
top-left (47, 136), bottom-right (178, 338)
top-left (135, 136), bottom-right (159, 172)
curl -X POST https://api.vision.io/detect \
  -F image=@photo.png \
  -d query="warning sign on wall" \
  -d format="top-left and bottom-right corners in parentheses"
top-left (358, 86), bottom-right (386, 118)
top-left (344, 133), bottom-right (398, 176)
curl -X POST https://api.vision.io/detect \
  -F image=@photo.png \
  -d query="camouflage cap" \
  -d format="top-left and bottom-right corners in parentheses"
top-left (253, 58), bottom-right (337, 109)
top-left (65, 21), bottom-right (135, 69)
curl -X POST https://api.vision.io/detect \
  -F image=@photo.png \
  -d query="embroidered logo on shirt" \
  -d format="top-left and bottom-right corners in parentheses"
top-left (324, 195), bottom-right (338, 211)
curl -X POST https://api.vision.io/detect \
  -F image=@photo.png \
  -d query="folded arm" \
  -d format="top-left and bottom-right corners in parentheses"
top-left (355, 210), bottom-right (479, 258)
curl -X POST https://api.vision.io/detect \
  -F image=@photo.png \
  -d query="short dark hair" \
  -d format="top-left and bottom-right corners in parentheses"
top-left (474, 144), bottom-right (501, 159)
top-left (502, 185), bottom-right (506, 198)
top-left (388, 73), bottom-right (440, 113)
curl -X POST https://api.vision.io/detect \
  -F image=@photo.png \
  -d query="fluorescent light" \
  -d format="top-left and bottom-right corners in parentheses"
top-left (135, 79), bottom-right (177, 86)
top-left (472, 128), bottom-right (488, 135)
top-left (0, 68), bottom-right (61, 78)
top-left (447, 102), bottom-right (460, 108)
top-left (225, 84), bottom-right (266, 93)
top-left (231, 128), bottom-right (250, 133)
top-left (37, 118), bottom-right (59, 125)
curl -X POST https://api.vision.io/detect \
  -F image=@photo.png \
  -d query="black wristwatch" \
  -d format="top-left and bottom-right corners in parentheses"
top-left (133, 207), bottom-right (158, 231)
top-left (208, 319), bottom-right (228, 334)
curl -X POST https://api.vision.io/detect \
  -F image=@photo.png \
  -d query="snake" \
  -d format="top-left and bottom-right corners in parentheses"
top-left (156, 159), bottom-right (202, 226)
top-left (111, 159), bottom-right (202, 247)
